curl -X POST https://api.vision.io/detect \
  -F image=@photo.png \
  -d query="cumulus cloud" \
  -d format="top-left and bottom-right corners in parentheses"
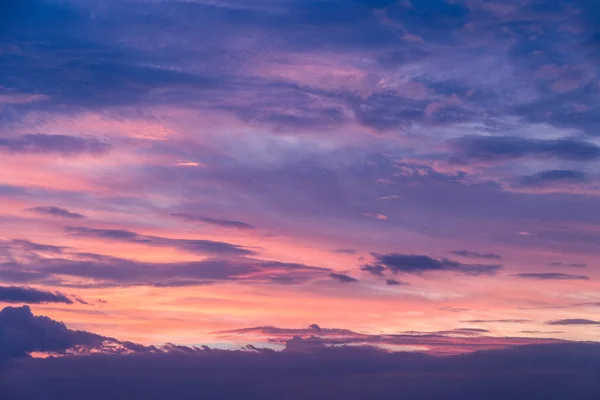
top-left (0, 306), bottom-right (107, 359)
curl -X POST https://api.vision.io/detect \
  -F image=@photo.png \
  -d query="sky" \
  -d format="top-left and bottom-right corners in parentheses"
top-left (1, 0), bottom-right (600, 383)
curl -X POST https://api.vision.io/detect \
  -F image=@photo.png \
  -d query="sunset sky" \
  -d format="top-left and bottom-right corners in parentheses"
top-left (1, 0), bottom-right (600, 361)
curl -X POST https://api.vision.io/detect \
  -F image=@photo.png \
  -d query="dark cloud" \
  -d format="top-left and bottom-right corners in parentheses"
top-left (385, 279), bottom-right (405, 286)
top-left (0, 239), bottom-right (330, 288)
top-left (547, 319), bottom-right (600, 326)
top-left (328, 273), bottom-right (358, 284)
top-left (360, 263), bottom-right (386, 277)
top-left (64, 226), bottom-right (255, 256)
top-left (170, 213), bottom-right (255, 230)
top-left (333, 248), bottom-right (357, 255)
top-left (0, 286), bottom-right (72, 304)
top-left (451, 250), bottom-right (503, 260)
top-left (462, 319), bottom-right (530, 324)
top-left (217, 323), bottom-right (563, 355)
top-left (0, 307), bottom-right (597, 399)
top-left (1, 342), bottom-right (600, 400)
top-left (362, 253), bottom-right (502, 276)
top-left (513, 273), bottom-right (590, 281)
top-left (516, 170), bottom-right (589, 187)
top-left (0, 306), bottom-right (105, 359)
top-left (548, 262), bottom-right (587, 268)
top-left (452, 136), bottom-right (600, 162)
top-left (27, 206), bottom-right (85, 219)
top-left (0, 134), bottom-right (110, 156)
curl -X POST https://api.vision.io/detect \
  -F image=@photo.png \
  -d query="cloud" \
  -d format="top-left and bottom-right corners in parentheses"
top-left (0, 286), bottom-right (73, 304)
top-left (547, 319), bottom-right (600, 326)
top-left (0, 134), bottom-right (111, 156)
top-left (0, 306), bottom-right (106, 359)
top-left (513, 273), bottom-right (590, 281)
top-left (333, 248), bottom-right (357, 255)
top-left (385, 279), bottom-right (405, 286)
top-left (328, 273), bottom-right (358, 284)
top-left (170, 213), bottom-right (256, 230)
top-left (548, 262), bottom-right (587, 268)
top-left (3, 340), bottom-right (600, 399)
top-left (64, 226), bottom-right (255, 256)
top-left (516, 170), bottom-right (589, 188)
top-left (0, 307), bottom-right (598, 399)
top-left (217, 323), bottom-right (564, 355)
top-left (461, 319), bottom-right (530, 324)
top-left (451, 250), bottom-right (502, 260)
top-left (0, 239), bottom-right (331, 287)
top-left (452, 136), bottom-right (600, 162)
top-left (27, 206), bottom-right (85, 219)
top-left (362, 253), bottom-right (502, 276)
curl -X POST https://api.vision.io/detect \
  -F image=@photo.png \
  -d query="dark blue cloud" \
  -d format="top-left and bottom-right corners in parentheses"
top-left (363, 253), bottom-right (502, 276)
top-left (0, 305), bottom-right (103, 359)
top-left (516, 170), bottom-right (589, 187)
top-left (452, 136), bottom-right (600, 162)
top-left (0, 286), bottom-right (72, 304)
top-left (2, 339), bottom-right (600, 399)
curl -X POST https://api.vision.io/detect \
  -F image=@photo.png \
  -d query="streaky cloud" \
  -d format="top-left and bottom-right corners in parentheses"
top-left (27, 206), bottom-right (85, 219)
top-left (0, 286), bottom-right (73, 304)
top-left (0, 134), bottom-right (110, 156)
top-left (513, 273), bottom-right (590, 281)
top-left (170, 213), bottom-right (256, 230)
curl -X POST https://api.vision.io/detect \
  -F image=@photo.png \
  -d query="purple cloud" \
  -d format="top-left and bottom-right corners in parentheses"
top-left (27, 206), bottom-right (85, 219)
top-left (64, 226), bottom-right (255, 256)
top-left (514, 273), bottom-right (590, 281)
top-left (170, 213), bottom-right (255, 230)
top-left (0, 134), bottom-right (110, 156)
top-left (0, 286), bottom-right (73, 304)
